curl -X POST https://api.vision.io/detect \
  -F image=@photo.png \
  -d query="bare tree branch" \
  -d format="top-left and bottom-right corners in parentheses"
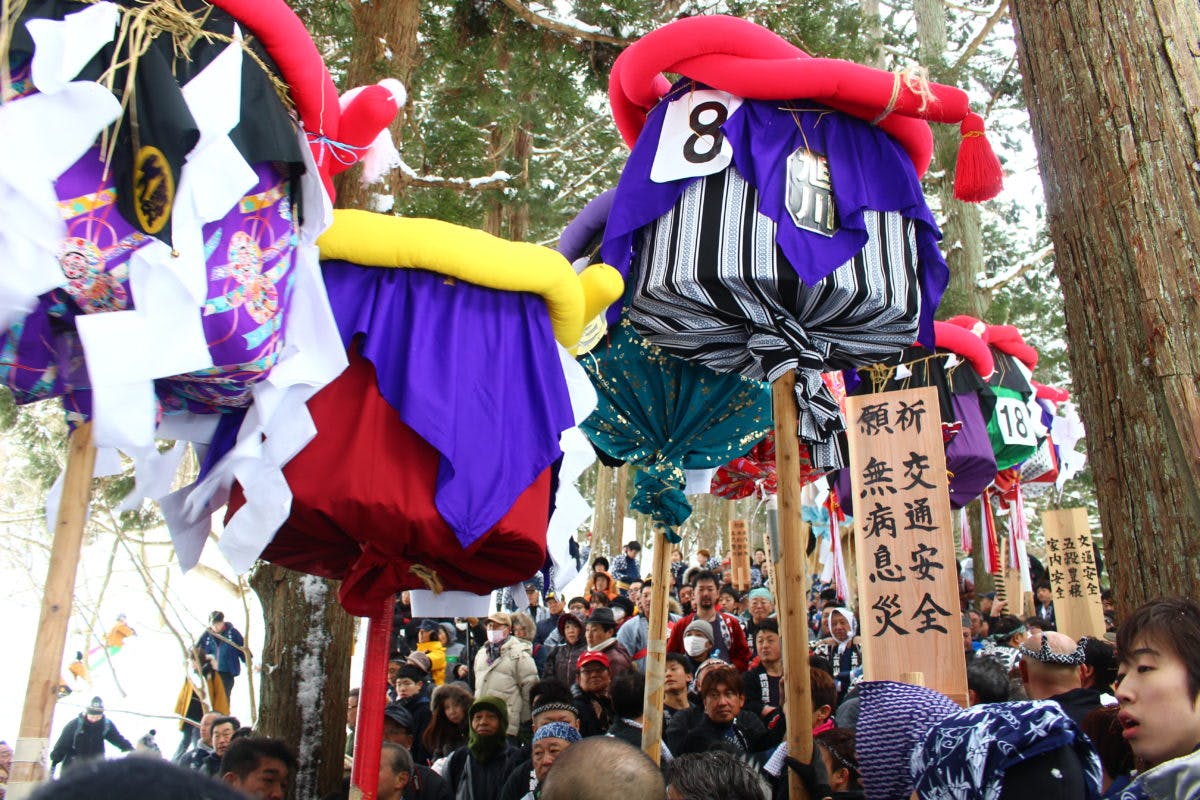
top-left (952, 0), bottom-right (1010, 73)
top-left (979, 244), bottom-right (1054, 292)
top-left (495, 0), bottom-right (631, 46)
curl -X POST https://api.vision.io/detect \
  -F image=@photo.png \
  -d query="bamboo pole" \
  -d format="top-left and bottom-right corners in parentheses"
top-left (770, 374), bottom-right (813, 800)
top-left (350, 597), bottom-right (394, 800)
top-left (640, 530), bottom-right (672, 764)
top-left (10, 423), bottom-right (96, 798)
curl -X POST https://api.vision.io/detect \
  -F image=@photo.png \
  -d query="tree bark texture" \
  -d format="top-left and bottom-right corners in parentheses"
top-left (592, 464), bottom-right (629, 557)
top-left (331, 0), bottom-right (421, 211)
top-left (1010, 0), bottom-right (1200, 612)
top-left (249, 565), bottom-right (356, 800)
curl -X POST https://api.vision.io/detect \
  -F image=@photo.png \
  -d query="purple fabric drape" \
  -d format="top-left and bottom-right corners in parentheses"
top-left (320, 260), bottom-right (574, 547)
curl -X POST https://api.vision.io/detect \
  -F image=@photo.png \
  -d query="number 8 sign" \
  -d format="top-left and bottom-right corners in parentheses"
top-left (650, 90), bottom-right (744, 184)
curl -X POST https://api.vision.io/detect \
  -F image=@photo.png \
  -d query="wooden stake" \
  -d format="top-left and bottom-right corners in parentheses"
top-left (350, 597), bottom-right (394, 800)
top-left (770, 372), bottom-right (813, 800)
top-left (640, 529), bottom-right (672, 764)
top-left (9, 423), bottom-right (96, 798)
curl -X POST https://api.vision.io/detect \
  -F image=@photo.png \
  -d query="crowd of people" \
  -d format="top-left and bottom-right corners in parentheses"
top-left (24, 544), bottom-right (1200, 800)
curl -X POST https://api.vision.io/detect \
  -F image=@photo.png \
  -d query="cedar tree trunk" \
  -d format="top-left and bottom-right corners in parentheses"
top-left (1010, 0), bottom-right (1200, 613)
top-left (250, 565), bottom-right (356, 799)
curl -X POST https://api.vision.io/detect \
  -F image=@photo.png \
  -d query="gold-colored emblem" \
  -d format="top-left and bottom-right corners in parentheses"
top-left (132, 146), bottom-right (174, 234)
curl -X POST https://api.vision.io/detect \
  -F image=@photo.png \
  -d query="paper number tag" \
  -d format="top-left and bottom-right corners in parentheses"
top-left (650, 90), bottom-right (743, 184)
top-left (995, 395), bottom-right (1038, 447)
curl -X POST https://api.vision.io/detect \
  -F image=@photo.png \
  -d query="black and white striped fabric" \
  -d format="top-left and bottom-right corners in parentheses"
top-left (626, 166), bottom-right (922, 469)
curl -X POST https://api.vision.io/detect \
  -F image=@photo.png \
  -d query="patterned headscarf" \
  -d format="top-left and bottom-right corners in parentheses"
top-left (533, 721), bottom-right (582, 745)
top-left (855, 681), bottom-right (960, 800)
top-left (910, 700), bottom-right (1103, 800)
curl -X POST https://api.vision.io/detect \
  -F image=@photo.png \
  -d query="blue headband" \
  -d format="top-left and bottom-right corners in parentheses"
top-left (533, 721), bottom-right (582, 745)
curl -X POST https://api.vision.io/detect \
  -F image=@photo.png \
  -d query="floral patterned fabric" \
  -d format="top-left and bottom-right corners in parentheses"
top-left (910, 700), bottom-right (1103, 800)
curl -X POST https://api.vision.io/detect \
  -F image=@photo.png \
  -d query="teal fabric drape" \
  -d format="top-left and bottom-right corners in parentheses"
top-left (580, 319), bottom-right (772, 540)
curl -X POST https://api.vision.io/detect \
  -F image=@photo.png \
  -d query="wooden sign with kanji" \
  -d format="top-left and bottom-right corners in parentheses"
top-left (846, 386), bottom-right (968, 706)
top-left (1041, 508), bottom-right (1106, 640)
top-left (729, 519), bottom-right (752, 591)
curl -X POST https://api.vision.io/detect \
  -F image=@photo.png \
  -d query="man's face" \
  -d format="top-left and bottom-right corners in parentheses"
top-left (578, 664), bottom-right (611, 694)
top-left (1116, 637), bottom-right (1200, 766)
top-left (533, 710), bottom-right (579, 730)
top-left (377, 754), bottom-right (410, 800)
top-left (382, 721), bottom-right (414, 749)
top-left (569, 601), bottom-right (587, 615)
top-left (753, 549), bottom-right (766, 565)
top-left (969, 611), bottom-right (984, 638)
top-left (584, 622), bottom-right (609, 648)
top-left (210, 620), bottom-right (225, 634)
top-left (394, 678), bottom-right (422, 700)
top-left (679, 586), bottom-right (693, 606)
top-left (533, 737), bottom-right (572, 782)
top-left (526, 588), bottom-right (541, 606)
top-left (830, 611), bottom-right (851, 641)
top-left (628, 581), bottom-right (643, 598)
top-left (1036, 586), bottom-right (1053, 604)
top-left (961, 618), bottom-right (973, 652)
top-left (639, 585), bottom-right (653, 615)
top-left (703, 682), bottom-right (744, 724)
top-left (226, 757), bottom-right (288, 800)
top-left (347, 694), bottom-right (359, 730)
top-left (547, 595), bottom-right (564, 615)
top-left (749, 596), bottom-right (774, 622)
top-left (694, 580), bottom-right (718, 611)
top-left (387, 661), bottom-right (402, 684)
top-left (664, 661), bottom-right (691, 693)
top-left (720, 592), bottom-right (738, 611)
top-left (471, 710), bottom-right (502, 737)
top-left (755, 631), bottom-right (781, 664)
top-left (212, 723), bottom-right (236, 756)
top-left (84, 712), bottom-right (103, 724)
top-left (200, 714), bottom-right (219, 744)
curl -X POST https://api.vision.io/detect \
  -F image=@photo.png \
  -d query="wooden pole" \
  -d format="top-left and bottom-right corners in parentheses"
top-left (9, 423), bottom-right (96, 798)
top-left (640, 529), bottom-right (672, 763)
top-left (770, 373), bottom-right (813, 800)
top-left (350, 597), bottom-right (394, 800)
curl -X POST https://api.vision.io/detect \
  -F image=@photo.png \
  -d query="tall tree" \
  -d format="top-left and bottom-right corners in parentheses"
top-left (250, 566), bottom-right (356, 798)
top-left (1009, 0), bottom-right (1200, 611)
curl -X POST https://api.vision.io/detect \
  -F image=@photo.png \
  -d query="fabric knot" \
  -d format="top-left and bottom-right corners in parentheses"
top-left (630, 468), bottom-right (691, 542)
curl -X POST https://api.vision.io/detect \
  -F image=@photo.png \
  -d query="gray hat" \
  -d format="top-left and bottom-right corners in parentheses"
top-left (684, 619), bottom-right (714, 642)
top-left (587, 606), bottom-right (617, 629)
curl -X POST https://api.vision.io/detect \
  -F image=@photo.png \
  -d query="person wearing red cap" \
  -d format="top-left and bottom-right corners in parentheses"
top-left (571, 651), bottom-right (615, 737)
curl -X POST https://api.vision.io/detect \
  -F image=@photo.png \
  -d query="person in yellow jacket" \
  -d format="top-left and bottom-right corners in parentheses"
top-left (416, 620), bottom-right (447, 685)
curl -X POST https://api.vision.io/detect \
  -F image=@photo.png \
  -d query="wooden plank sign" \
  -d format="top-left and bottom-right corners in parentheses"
top-left (995, 537), bottom-right (1025, 618)
top-left (1041, 508), bottom-right (1106, 640)
top-left (729, 519), bottom-right (752, 592)
top-left (846, 386), bottom-right (968, 706)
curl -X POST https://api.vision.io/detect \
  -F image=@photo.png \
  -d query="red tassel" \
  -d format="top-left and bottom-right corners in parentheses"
top-left (953, 112), bottom-right (1004, 202)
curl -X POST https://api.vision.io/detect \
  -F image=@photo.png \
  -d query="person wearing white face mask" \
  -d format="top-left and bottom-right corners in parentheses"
top-left (681, 619), bottom-right (716, 668)
top-left (474, 612), bottom-right (539, 737)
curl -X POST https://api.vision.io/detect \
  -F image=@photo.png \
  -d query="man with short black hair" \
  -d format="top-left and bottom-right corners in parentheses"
top-left (663, 653), bottom-right (694, 721)
top-left (219, 736), bottom-right (296, 800)
top-left (665, 571), bottom-right (751, 671)
top-left (202, 715), bottom-right (242, 776)
top-left (666, 750), bottom-right (770, 800)
top-left (392, 663), bottom-right (433, 765)
top-left (611, 541), bottom-right (642, 595)
top-left (378, 742), bottom-right (413, 800)
top-left (198, 611), bottom-right (246, 698)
